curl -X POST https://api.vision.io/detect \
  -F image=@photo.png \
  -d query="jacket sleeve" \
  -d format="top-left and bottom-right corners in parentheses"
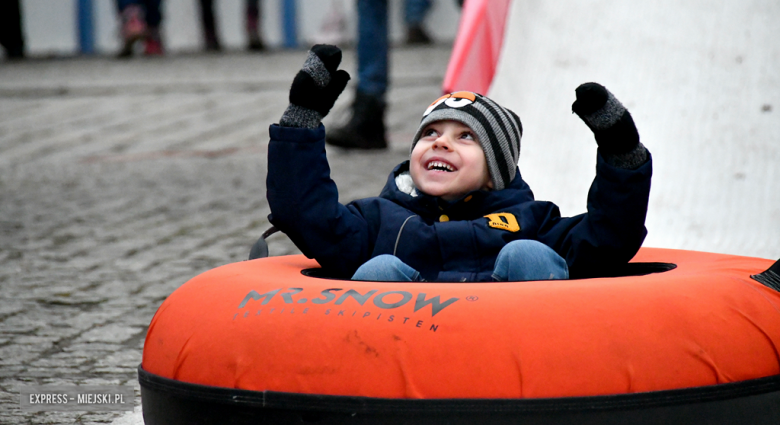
top-left (534, 149), bottom-right (653, 278)
top-left (266, 124), bottom-right (373, 277)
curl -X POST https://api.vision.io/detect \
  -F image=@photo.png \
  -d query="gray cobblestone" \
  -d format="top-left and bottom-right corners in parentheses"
top-left (76, 324), bottom-right (145, 345)
top-left (1, 45), bottom-right (449, 423)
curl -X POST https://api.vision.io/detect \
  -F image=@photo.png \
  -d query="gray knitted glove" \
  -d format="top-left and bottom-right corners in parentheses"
top-left (279, 44), bottom-right (351, 129)
top-left (572, 83), bottom-right (648, 169)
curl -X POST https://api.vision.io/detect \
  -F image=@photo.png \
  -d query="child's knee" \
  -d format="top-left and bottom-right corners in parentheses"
top-left (500, 239), bottom-right (555, 259)
top-left (369, 254), bottom-right (403, 268)
top-left (355, 254), bottom-right (397, 273)
top-left (352, 255), bottom-right (418, 281)
top-left (494, 240), bottom-right (569, 281)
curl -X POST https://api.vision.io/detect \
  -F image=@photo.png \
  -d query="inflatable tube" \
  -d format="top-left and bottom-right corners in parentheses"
top-left (139, 248), bottom-right (780, 424)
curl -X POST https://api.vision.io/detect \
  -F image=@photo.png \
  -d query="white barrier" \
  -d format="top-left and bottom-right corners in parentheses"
top-left (489, 0), bottom-right (779, 259)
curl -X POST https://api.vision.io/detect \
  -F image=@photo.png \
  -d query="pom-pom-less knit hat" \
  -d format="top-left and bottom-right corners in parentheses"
top-left (411, 92), bottom-right (523, 191)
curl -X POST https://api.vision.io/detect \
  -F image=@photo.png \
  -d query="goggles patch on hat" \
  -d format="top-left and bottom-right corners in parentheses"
top-left (423, 91), bottom-right (477, 117)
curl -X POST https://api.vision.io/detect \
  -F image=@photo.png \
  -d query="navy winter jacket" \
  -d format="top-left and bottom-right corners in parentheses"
top-left (267, 124), bottom-right (652, 281)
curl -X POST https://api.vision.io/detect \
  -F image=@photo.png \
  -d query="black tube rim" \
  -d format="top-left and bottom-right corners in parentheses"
top-left (138, 365), bottom-right (780, 414)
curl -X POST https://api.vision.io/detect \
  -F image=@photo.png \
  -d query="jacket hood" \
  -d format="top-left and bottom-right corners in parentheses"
top-left (378, 161), bottom-right (536, 219)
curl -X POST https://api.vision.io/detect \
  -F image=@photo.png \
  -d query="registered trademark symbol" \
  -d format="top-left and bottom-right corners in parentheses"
top-left (465, 295), bottom-right (479, 302)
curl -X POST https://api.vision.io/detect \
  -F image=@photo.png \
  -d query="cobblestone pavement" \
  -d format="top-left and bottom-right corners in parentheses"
top-left (0, 45), bottom-right (450, 424)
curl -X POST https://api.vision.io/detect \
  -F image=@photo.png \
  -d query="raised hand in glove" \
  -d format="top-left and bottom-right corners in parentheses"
top-left (572, 83), bottom-right (648, 169)
top-left (280, 44), bottom-right (351, 129)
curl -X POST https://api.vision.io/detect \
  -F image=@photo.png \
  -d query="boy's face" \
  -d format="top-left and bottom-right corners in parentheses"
top-left (410, 120), bottom-right (493, 201)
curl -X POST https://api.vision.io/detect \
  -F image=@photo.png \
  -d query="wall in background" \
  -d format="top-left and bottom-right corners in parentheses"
top-left (16, 0), bottom-right (461, 57)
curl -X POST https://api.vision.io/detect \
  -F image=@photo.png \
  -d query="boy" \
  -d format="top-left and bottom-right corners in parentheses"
top-left (267, 45), bottom-right (651, 281)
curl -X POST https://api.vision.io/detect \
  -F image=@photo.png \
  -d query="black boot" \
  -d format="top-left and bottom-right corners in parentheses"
top-left (0, 0), bottom-right (25, 59)
top-left (326, 91), bottom-right (388, 149)
top-left (406, 25), bottom-right (432, 45)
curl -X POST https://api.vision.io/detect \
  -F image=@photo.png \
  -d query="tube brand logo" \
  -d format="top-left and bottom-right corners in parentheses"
top-left (239, 288), bottom-right (459, 317)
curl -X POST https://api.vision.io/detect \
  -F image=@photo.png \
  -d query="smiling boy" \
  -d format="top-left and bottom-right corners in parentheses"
top-left (412, 118), bottom-right (493, 201)
top-left (266, 45), bottom-right (652, 281)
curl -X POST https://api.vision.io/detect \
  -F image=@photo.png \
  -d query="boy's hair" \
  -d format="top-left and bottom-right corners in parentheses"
top-left (411, 92), bottom-right (523, 191)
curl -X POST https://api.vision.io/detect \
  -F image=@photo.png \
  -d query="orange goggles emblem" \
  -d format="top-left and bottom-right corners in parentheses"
top-left (423, 91), bottom-right (477, 116)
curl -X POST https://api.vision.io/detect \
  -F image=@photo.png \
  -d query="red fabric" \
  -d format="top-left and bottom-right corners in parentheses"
top-left (442, 0), bottom-right (513, 95)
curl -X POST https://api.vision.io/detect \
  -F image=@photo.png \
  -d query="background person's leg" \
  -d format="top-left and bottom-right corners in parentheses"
top-left (404, 0), bottom-right (432, 44)
top-left (143, 0), bottom-right (163, 55)
top-left (245, 0), bottom-right (264, 51)
top-left (0, 0), bottom-right (25, 59)
top-left (325, 0), bottom-right (388, 149)
top-left (117, 0), bottom-right (146, 57)
top-left (198, 0), bottom-right (221, 51)
top-left (492, 240), bottom-right (569, 281)
top-left (356, 0), bottom-right (389, 98)
top-left (143, 0), bottom-right (162, 28)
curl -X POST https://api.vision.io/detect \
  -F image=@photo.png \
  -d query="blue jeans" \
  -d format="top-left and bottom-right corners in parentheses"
top-left (405, 0), bottom-right (432, 26)
top-left (491, 240), bottom-right (569, 281)
top-left (352, 254), bottom-right (423, 282)
top-left (352, 240), bottom-right (569, 282)
top-left (356, 0), bottom-right (432, 97)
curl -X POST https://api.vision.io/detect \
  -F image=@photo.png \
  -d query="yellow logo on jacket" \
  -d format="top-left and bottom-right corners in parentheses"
top-left (484, 213), bottom-right (520, 232)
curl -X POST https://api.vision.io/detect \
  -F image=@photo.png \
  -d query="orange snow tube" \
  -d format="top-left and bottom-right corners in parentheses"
top-left (139, 248), bottom-right (780, 424)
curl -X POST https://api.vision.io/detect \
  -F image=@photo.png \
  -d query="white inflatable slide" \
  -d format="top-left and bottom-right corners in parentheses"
top-left (447, 0), bottom-right (779, 259)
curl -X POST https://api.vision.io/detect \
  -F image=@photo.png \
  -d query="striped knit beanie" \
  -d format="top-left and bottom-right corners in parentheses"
top-left (411, 92), bottom-right (523, 191)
